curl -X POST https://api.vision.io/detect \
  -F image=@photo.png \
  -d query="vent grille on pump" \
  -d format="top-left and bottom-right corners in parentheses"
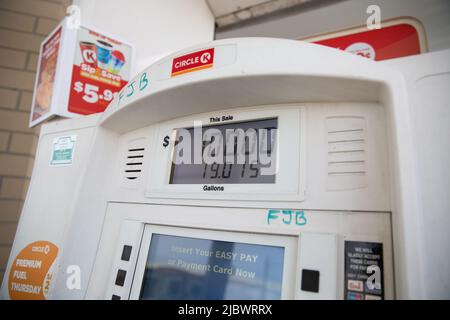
top-left (326, 116), bottom-right (367, 190)
top-left (124, 147), bottom-right (145, 180)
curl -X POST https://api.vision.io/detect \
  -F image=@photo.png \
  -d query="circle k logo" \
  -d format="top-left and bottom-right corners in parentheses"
top-left (82, 49), bottom-right (97, 64)
top-left (345, 42), bottom-right (376, 60)
top-left (200, 51), bottom-right (212, 64)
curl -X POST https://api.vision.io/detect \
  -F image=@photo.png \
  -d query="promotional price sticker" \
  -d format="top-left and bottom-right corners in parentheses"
top-left (72, 79), bottom-right (117, 109)
top-left (68, 28), bottom-right (131, 115)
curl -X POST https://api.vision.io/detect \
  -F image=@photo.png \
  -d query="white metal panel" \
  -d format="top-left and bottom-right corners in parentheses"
top-left (104, 220), bottom-right (144, 300)
top-left (87, 202), bottom-right (392, 299)
top-left (0, 115), bottom-right (99, 299)
top-left (383, 49), bottom-right (450, 299)
top-left (87, 203), bottom-right (393, 299)
top-left (99, 38), bottom-right (390, 134)
top-left (296, 233), bottom-right (337, 299)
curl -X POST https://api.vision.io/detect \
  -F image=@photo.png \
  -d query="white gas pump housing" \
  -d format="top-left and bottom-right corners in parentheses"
top-left (2, 38), bottom-right (449, 300)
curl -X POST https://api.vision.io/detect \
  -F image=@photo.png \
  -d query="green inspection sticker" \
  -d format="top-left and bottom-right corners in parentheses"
top-left (50, 135), bottom-right (77, 166)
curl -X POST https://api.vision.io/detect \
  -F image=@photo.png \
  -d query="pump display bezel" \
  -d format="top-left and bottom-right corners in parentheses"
top-left (146, 105), bottom-right (305, 202)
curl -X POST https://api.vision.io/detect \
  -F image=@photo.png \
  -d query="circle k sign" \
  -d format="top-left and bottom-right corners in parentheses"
top-left (171, 48), bottom-right (215, 77)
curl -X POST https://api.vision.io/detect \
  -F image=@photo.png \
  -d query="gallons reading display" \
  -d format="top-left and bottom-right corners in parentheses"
top-left (139, 234), bottom-right (285, 300)
top-left (169, 118), bottom-right (277, 184)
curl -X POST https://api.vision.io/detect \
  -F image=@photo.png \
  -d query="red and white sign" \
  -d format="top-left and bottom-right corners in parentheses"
top-left (29, 17), bottom-right (133, 127)
top-left (68, 28), bottom-right (131, 115)
top-left (171, 48), bottom-right (215, 77)
top-left (303, 19), bottom-right (426, 61)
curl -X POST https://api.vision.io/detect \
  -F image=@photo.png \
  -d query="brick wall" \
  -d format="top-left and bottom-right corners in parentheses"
top-left (0, 0), bottom-right (71, 284)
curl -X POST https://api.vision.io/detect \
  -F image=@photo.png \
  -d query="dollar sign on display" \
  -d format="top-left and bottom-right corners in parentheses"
top-left (162, 136), bottom-right (170, 147)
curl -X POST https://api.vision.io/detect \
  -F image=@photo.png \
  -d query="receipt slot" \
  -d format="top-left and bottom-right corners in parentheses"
top-left (2, 38), bottom-right (449, 300)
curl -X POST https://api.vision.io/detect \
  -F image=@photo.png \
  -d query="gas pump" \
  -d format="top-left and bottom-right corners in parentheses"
top-left (2, 38), bottom-right (449, 300)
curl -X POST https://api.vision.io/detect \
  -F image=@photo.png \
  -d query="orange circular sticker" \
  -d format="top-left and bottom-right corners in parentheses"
top-left (8, 241), bottom-right (58, 300)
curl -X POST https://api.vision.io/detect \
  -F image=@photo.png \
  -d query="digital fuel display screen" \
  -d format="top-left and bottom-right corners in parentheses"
top-left (169, 118), bottom-right (277, 184)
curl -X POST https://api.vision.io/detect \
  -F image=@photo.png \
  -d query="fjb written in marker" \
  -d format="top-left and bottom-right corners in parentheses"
top-left (267, 209), bottom-right (307, 226)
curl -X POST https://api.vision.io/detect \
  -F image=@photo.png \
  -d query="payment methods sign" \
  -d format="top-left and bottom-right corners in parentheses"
top-left (171, 48), bottom-right (214, 77)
